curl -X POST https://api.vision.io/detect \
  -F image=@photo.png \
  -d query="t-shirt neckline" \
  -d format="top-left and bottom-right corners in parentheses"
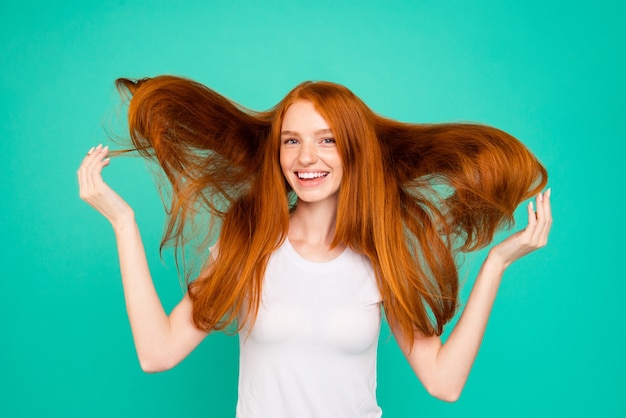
top-left (283, 237), bottom-right (351, 273)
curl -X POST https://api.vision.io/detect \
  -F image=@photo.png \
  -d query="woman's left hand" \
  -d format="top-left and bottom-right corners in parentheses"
top-left (488, 189), bottom-right (552, 269)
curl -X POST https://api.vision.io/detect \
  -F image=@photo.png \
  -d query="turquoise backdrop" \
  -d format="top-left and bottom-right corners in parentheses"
top-left (1, 0), bottom-right (624, 417)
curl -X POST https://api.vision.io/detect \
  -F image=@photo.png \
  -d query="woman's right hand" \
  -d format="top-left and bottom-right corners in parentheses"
top-left (78, 144), bottom-right (134, 229)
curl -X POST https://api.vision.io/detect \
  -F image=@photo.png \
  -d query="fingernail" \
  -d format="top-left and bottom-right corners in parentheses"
top-left (87, 146), bottom-right (95, 154)
top-left (538, 192), bottom-right (543, 202)
top-left (530, 201), bottom-right (534, 211)
top-left (546, 188), bottom-right (551, 198)
top-left (97, 144), bottom-right (102, 150)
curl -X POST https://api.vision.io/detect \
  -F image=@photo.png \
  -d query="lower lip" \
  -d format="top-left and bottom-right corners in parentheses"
top-left (295, 174), bottom-right (328, 187)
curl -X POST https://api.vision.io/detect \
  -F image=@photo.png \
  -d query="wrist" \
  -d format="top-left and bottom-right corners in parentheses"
top-left (485, 249), bottom-right (510, 272)
top-left (111, 209), bottom-right (136, 234)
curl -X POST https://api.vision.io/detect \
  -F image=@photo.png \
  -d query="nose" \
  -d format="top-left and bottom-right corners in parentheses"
top-left (298, 141), bottom-right (318, 165)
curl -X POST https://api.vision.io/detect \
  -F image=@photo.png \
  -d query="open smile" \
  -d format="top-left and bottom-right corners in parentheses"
top-left (296, 171), bottom-right (329, 180)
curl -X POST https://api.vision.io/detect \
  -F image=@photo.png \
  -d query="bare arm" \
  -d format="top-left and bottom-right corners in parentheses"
top-left (393, 190), bottom-right (552, 402)
top-left (78, 145), bottom-right (208, 372)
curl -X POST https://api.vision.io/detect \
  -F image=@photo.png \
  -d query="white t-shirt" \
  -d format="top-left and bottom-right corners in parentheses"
top-left (235, 238), bottom-right (383, 418)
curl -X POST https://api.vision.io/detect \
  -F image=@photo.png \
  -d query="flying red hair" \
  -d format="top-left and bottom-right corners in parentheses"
top-left (116, 76), bottom-right (547, 344)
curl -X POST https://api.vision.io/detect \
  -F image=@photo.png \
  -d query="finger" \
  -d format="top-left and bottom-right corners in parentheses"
top-left (91, 146), bottom-right (110, 178)
top-left (543, 188), bottom-right (552, 224)
top-left (81, 144), bottom-right (106, 194)
top-left (81, 144), bottom-right (101, 167)
top-left (537, 188), bottom-right (552, 244)
top-left (85, 144), bottom-right (105, 170)
top-left (535, 191), bottom-right (545, 221)
top-left (80, 145), bottom-right (101, 193)
top-left (78, 146), bottom-right (97, 197)
top-left (525, 200), bottom-right (537, 231)
top-left (83, 145), bottom-right (102, 192)
top-left (529, 192), bottom-right (546, 242)
top-left (92, 159), bottom-right (111, 189)
top-left (80, 146), bottom-right (95, 163)
top-left (85, 145), bottom-right (110, 189)
top-left (78, 160), bottom-right (87, 199)
top-left (533, 190), bottom-right (554, 246)
top-left (91, 158), bottom-right (115, 205)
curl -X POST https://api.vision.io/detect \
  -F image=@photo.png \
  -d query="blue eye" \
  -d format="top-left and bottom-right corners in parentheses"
top-left (283, 138), bottom-right (298, 144)
top-left (322, 138), bottom-right (336, 144)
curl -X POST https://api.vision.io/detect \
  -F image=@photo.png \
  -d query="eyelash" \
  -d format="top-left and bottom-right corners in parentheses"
top-left (282, 138), bottom-right (336, 145)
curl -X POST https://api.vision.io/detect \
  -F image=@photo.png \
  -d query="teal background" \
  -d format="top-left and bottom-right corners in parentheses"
top-left (1, 0), bottom-right (624, 417)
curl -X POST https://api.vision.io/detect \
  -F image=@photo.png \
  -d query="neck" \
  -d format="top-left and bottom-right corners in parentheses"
top-left (288, 199), bottom-right (338, 246)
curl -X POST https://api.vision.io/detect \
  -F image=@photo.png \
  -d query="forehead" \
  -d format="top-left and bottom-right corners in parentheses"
top-left (281, 100), bottom-right (330, 132)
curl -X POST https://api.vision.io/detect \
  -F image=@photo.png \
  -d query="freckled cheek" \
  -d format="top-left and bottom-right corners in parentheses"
top-left (279, 151), bottom-right (295, 185)
top-left (279, 148), bottom-right (289, 168)
top-left (326, 153), bottom-right (344, 178)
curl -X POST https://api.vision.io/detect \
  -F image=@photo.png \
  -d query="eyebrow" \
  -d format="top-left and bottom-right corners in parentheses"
top-left (280, 129), bottom-right (333, 136)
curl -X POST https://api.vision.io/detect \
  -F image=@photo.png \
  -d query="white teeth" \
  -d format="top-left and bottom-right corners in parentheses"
top-left (297, 172), bottom-right (328, 179)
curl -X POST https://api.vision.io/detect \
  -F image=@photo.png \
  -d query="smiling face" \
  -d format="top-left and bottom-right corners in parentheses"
top-left (279, 100), bottom-right (343, 207)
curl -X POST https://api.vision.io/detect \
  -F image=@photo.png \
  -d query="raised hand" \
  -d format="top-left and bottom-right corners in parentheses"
top-left (77, 144), bottom-right (134, 229)
top-left (488, 189), bottom-right (552, 269)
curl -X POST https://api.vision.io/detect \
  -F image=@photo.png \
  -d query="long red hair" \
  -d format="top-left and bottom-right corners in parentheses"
top-left (116, 75), bottom-right (547, 342)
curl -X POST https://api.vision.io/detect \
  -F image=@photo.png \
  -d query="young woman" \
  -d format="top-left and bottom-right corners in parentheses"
top-left (78, 76), bottom-right (552, 417)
